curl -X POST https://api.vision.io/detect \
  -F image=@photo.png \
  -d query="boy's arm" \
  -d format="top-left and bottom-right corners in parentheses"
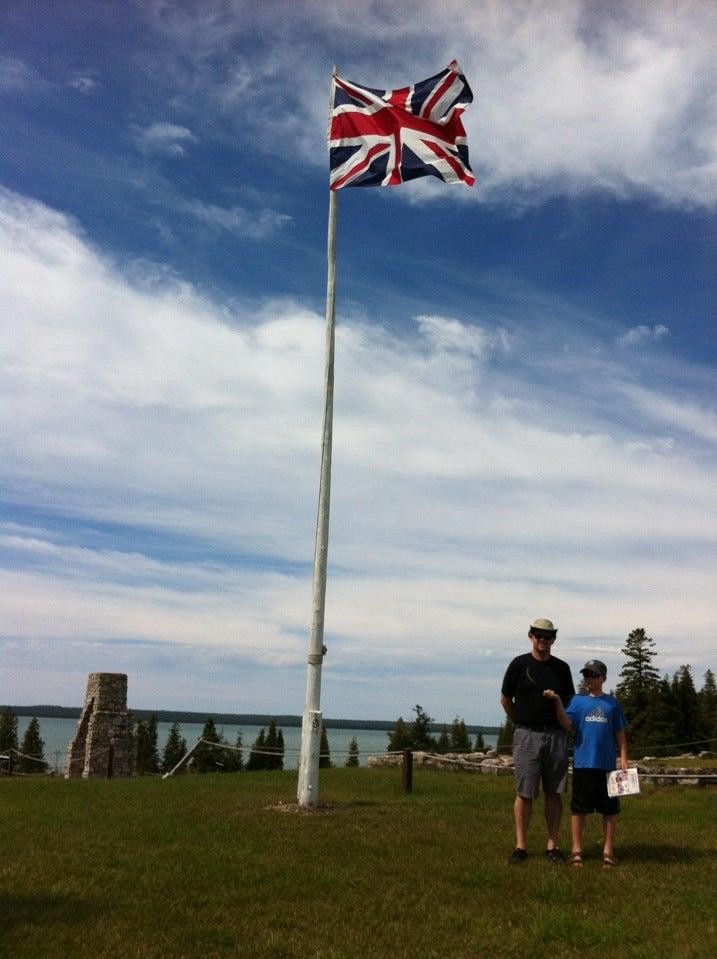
top-left (543, 689), bottom-right (573, 731)
top-left (615, 729), bottom-right (628, 770)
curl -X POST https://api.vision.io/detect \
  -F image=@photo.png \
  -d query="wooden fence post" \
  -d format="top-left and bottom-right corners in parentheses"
top-left (401, 749), bottom-right (413, 793)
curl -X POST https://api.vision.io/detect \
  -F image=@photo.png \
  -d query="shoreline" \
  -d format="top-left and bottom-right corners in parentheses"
top-left (3, 705), bottom-right (501, 735)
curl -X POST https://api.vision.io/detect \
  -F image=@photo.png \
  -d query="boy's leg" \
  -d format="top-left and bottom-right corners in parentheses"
top-left (571, 813), bottom-right (585, 854)
top-left (569, 768), bottom-right (593, 861)
top-left (514, 795), bottom-right (533, 850)
top-left (602, 814), bottom-right (618, 858)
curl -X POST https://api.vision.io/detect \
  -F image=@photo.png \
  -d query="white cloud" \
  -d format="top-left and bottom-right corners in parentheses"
top-left (68, 73), bottom-right (102, 95)
top-left (0, 56), bottom-right (42, 91)
top-left (616, 324), bottom-right (669, 348)
top-left (138, 0), bottom-right (717, 208)
top-left (1, 187), bottom-right (715, 718)
top-left (179, 198), bottom-right (292, 239)
top-left (623, 386), bottom-right (717, 445)
top-left (135, 121), bottom-right (198, 157)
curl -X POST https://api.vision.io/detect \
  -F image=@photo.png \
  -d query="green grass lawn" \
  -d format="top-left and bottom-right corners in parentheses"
top-left (2, 769), bottom-right (715, 958)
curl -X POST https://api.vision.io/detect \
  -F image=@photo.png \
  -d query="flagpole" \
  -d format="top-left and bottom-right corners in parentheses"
top-left (297, 68), bottom-right (339, 808)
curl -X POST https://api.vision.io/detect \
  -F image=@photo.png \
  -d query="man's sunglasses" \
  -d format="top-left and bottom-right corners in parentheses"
top-left (583, 670), bottom-right (602, 678)
top-left (531, 631), bottom-right (556, 642)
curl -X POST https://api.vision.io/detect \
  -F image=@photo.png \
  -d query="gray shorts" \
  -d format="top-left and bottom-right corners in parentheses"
top-left (513, 726), bottom-right (569, 799)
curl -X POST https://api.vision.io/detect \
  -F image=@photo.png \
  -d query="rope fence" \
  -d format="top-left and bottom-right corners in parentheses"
top-left (4, 728), bottom-right (715, 779)
top-left (476, 734), bottom-right (717, 756)
top-left (0, 747), bottom-right (49, 776)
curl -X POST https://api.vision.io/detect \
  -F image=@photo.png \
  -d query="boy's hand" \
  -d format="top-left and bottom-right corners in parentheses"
top-left (543, 689), bottom-right (559, 700)
top-left (620, 758), bottom-right (628, 771)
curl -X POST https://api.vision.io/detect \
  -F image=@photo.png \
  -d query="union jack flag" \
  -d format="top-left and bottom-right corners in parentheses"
top-left (329, 60), bottom-right (474, 190)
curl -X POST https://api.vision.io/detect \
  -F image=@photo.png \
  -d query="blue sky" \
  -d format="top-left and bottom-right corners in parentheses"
top-left (1, 1), bottom-right (715, 725)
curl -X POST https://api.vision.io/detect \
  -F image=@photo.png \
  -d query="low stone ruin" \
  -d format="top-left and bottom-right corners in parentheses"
top-left (367, 750), bottom-right (514, 775)
top-left (366, 750), bottom-right (717, 785)
top-left (65, 673), bottom-right (136, 779)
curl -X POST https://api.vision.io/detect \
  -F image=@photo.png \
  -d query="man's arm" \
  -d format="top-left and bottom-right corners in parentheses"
top-left (561, 661), bottom-right (576, 703)
top-left (615, 729), bottom-right (628, 770)
top-left (543, 689), bottom-right (573, 731)
top-left (500, 659), bottom-right (518, 721)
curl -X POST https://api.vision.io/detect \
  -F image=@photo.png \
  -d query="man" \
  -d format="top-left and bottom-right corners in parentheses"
top-left (500, 618), bottom-right (575, 864)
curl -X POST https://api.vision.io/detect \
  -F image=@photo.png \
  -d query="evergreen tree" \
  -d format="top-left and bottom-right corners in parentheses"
top-left (497, 718), bottom-right (514, 755)
top-left (576, 675), bottom-right (589, 695)
top-left (387, 706), bottom-right (436, 751)
top-left (18, 717), bottom-right (46, 773)
top-left (409, 704), bottom-right (435, 751)
top-left (276, 729), bottom-right (285, 771)
top-left (616, 627), bottom-right (661, 750)
top-left (265, 719), bottom-right (281, 771)
top-left (161, 722), bottom-right (187, 774)
top-left (246, 728), bottom-right (266, 771)
top-left (652, 676), bottom-right (679, 755)
top-left (319, 724), bottom-right (332, 768)
top-left (449, 717), bottom-right (472, 753)
top-left (672, 665), bottom-right (705, 752)
top-left (0, 707), bottom-right (19, 753)
top-left (387, 717), bottom-right (411, 752)
top-left (436, 729), bottom-right (451, 754)
top-left (145, 713), bottom-right (160, 774)
top-left (345, 736), bottom-right (359, 767)
top-left (474, 730), bottom-right (485, 752)
top-left (699, 669), bottom-right (717, 741)
top-left (137, 713), bottom-right (161, 775)
top-left (222, 733), bottom-right (244, 773)
top-left (194, 718), bottom-right (222, 773)
top-left (135, 718), bottom-right (149, 774)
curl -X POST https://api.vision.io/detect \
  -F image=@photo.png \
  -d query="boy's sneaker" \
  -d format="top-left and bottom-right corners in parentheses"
top-left (545, 848), bottom-right (565, 863)
top-left (509, 848), bottom-right (528, 864)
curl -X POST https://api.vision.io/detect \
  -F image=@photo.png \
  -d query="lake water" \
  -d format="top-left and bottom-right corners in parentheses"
top-left (16, 716), bottom-right (497, 772)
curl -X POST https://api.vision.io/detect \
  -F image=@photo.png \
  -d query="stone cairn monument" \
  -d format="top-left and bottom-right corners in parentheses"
top-left (66, 672), bottom-right (136, 778)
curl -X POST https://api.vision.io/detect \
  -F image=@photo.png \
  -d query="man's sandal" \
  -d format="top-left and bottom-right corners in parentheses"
top-left (569, 852), bottom-right (583, 867)
top-left (602, 855), bottom-right (618, 870)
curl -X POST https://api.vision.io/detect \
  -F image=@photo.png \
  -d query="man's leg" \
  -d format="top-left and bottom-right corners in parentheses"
top-left (544, 791), bottom-right (562, 850)
top-left (542, 730), bottom-right (569, 853)
top-left (514, 794), bottom-right (533, 850)
top-left (511, 728), bottom-right (540, 860)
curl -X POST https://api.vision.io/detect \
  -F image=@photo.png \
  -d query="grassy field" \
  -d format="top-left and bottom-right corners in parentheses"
top-left (2, 769), bottom-right (715, 959)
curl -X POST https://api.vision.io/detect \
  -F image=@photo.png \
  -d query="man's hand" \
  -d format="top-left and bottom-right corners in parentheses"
top-left (542, 689), bottom-right (559, 700)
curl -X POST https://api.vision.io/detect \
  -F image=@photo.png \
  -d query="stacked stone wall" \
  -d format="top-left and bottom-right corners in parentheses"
top-left (366, 751), bottom-right (717, 785)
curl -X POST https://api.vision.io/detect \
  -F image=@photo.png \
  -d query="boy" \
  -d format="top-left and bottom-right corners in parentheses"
top-left (543, 659), bottom-right (628, 868)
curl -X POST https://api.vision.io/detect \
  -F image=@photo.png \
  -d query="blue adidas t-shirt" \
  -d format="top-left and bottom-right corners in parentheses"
top-left (566, 694), bottom-right (626, 770)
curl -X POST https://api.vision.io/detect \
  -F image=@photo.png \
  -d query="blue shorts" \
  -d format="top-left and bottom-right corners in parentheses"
top-left (513, 726), bottom-right (569, 799)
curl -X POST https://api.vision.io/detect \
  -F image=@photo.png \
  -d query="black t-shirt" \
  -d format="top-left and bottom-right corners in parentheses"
top-left (501, 653), bottom-right (575, 728)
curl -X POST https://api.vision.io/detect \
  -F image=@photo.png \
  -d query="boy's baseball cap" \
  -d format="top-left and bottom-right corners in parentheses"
top-left (580, 659), bottom-right (607, 677)
top-left (530, 618), bottom-right (557, 633)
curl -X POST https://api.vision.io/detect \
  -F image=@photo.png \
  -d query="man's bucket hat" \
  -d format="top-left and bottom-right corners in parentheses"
top-left (530, 618), bottom-right (557, 633)
top-left (580, 659), bottom-right (607, 677)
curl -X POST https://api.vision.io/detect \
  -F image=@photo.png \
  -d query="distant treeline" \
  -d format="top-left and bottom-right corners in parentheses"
top-left (4, 706), bottom-right (500, 735)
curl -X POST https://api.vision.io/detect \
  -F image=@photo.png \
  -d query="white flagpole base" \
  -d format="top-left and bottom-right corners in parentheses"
top-left (297, 708), bottom-right (322, 807)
